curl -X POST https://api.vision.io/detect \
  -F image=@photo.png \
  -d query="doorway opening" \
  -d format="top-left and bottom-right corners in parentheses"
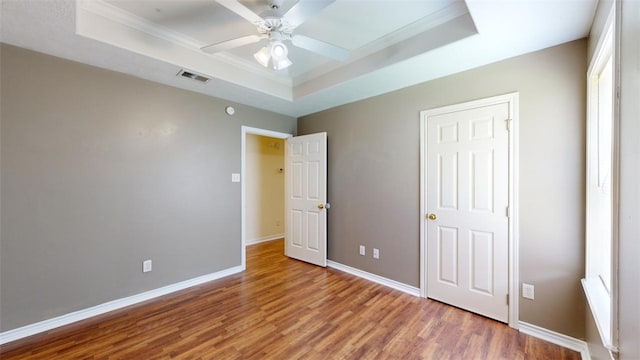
top-left (246, 134), bottom-right (285, 245)
top-left (241, 126), bottom-right (292, 270)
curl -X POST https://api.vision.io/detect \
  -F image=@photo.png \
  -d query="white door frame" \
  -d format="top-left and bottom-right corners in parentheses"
top-left (419, 92), bottom-right (520, 329)
top-left (241, 126), bottom-right (292, 270)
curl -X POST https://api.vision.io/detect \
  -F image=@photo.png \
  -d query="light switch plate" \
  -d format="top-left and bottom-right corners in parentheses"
top-left (231, 173), bottom-right (240, 182)
top-left (143, 260), bottom-right (152, 273)
top-left (522, 283), bottom-right (535, 300)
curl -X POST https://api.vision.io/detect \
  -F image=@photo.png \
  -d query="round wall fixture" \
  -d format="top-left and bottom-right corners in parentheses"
top-left (225, 106), bottom-right (235, 116)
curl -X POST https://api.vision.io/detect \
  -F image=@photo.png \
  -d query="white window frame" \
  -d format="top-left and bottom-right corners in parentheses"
top-left (582, 8), bottom-right (619, 355)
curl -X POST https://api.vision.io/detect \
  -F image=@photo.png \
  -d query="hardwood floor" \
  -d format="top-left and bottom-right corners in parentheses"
top-left (1, 239), bottom-right (580, 359)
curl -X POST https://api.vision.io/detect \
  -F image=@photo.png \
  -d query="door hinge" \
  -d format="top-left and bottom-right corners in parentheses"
top-left (507, 294), bottom-right (509, 305)
top-left (506, 118), bottom-right (512, 131)
top-left (506, 206), bottom-right (510, 218)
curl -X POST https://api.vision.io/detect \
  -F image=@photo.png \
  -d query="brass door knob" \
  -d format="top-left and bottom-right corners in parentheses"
top-left (428, 213), bottom-right (437, 220)
top-left (318, 204), bottom-right (325, 209)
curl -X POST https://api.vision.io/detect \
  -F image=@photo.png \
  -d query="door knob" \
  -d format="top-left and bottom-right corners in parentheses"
top-left (318, 204), bottom-right (324, 209)
top-left (428, 213), bottom-right (437, 220)
top-left (318, 203), bottom-right (331, 210)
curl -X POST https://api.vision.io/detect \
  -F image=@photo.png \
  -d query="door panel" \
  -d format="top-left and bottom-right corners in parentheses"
top-left (438, 226), bottom-right (459, 285)
top-left (470, 230), bottom-right (494, 295)
top-left (291, 162), bottom-right (303, 198)
top-left (308, 161), bottom-right (320, 199)
top-left (470, 150), bottom-right (494, 213)
top-left (291, 210), bottom-right (303, 247)
top-left (426, 102), bottom-right (509, 323)
top-left (439, 153), bottom-right (458, 210)
top-left (285, 132), bottom-right (327, 267)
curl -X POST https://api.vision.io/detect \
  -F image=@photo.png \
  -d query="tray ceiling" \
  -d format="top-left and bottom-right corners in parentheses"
top-left (1, 0), bottom-right (597, 117)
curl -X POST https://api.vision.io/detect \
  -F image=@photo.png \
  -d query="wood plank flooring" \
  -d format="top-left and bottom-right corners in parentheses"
top-left (0, 239), bottom-right (580, 359)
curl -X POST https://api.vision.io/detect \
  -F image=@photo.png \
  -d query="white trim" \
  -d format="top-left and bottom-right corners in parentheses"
top-left (79, 0), bottom-right (202, 49)
top-left (246, 234), bottom-right (284, 245)
top-left (584, 7), bottom-right (618, 353)
top-left (587, 6), bottom-right (615, 75)
top-left (327, 260), bottom-right (421, 297)
top-left (0, 265), bottom-right (243, 345)
top-left (419, 92), bottom-right (520, 328)
top-left (419, 115), bottom-right (427, 298)
top-left (519, 321), bottom-right (591, 360)
top-left (582, 278), bottom-right (617, 354)
top-left (241, 126), bottom-right (292, 270)
top-left (509, 93), bottom-right (520, 330)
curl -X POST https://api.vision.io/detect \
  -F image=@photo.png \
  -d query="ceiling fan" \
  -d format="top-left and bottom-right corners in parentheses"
top-left (201, 0), bottom-right (349, 70)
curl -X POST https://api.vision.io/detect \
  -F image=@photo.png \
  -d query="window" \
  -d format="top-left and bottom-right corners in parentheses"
top-left (583, 19), bottom-right (617, 353)
top-left (591, 54), bottom-right (613, 293)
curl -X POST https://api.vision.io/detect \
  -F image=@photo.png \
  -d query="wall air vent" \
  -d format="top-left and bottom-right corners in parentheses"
top-left (177, 69), bottom-right (210, 83)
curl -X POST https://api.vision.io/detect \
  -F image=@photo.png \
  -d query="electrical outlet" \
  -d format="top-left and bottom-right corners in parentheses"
top-left (359, 245), bottom-right (365, 256)
top-left (275, 220), bottom-right (281, 227)
top-left (522, 283), bottom-right (535, 300)
top-left (143, 260), bottom-right (152, 273)
top-left (373, 248), bottom-right (380, 259)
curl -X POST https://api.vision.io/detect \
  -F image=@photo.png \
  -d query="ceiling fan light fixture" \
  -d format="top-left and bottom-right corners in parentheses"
top-left (269, 41), bottom-right (291, 70)
top-left (205, 0), bottom-right (349, 72)
top-left (253, 46), bottom-right (270, 67)
top-left (270, 41), bottom-right (288, 60)
top-left (273, 57), bottom-right (292, 70)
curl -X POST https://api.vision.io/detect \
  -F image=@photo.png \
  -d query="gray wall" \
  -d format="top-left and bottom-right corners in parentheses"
top-left (0, 44), bottom-right (296, 331)
top-left (299, 40), bottom-right (587, 339)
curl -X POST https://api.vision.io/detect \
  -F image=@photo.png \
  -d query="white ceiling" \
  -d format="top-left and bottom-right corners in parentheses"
top-left (1, 0), bottom-right (597, 117)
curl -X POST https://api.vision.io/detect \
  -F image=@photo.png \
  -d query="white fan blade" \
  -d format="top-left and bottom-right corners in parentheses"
top-left (215, 0), bottom-right (263, 24)
top-left (201, 35), bottom-right (263, 54)
top-left (283, 0), bottom-right (335, 30)
top-left (292, 35), bottom-right (349, 61)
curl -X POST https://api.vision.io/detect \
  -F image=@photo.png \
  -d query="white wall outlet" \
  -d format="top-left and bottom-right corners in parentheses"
top-left (231, 173), bottom-right (241, 183)
top-left (373, 248), bottom-right (380, 259)
top-left (359, 245), bottom-right (365, 256)
top-left (143, 259), bottom-right (152, 273)
top-left (522, 283), bottom-right (535, 300)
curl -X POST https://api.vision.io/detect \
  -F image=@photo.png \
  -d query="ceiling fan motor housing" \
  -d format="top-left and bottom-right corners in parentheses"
top-left (260, 17), bottom-right (293, 37)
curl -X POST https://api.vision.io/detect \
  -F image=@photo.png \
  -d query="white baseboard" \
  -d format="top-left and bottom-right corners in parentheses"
top-left (519, 321), bottom-right (591, 360)
top-left (0, 265), bottom-right (244, 345)
top-left (246, 234), bottom-right (284, 245)
top-left (327, 260), bottom-right (421, 297)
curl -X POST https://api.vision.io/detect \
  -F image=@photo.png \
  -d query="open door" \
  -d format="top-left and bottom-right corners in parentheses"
top-left (285, 132), bottom-right (328, 267)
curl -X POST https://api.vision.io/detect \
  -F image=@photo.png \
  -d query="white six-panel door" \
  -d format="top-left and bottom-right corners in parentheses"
top-left (285, 132), bottom-right (328, 267)
top-left (425, 101), bottom-right (510, 322)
